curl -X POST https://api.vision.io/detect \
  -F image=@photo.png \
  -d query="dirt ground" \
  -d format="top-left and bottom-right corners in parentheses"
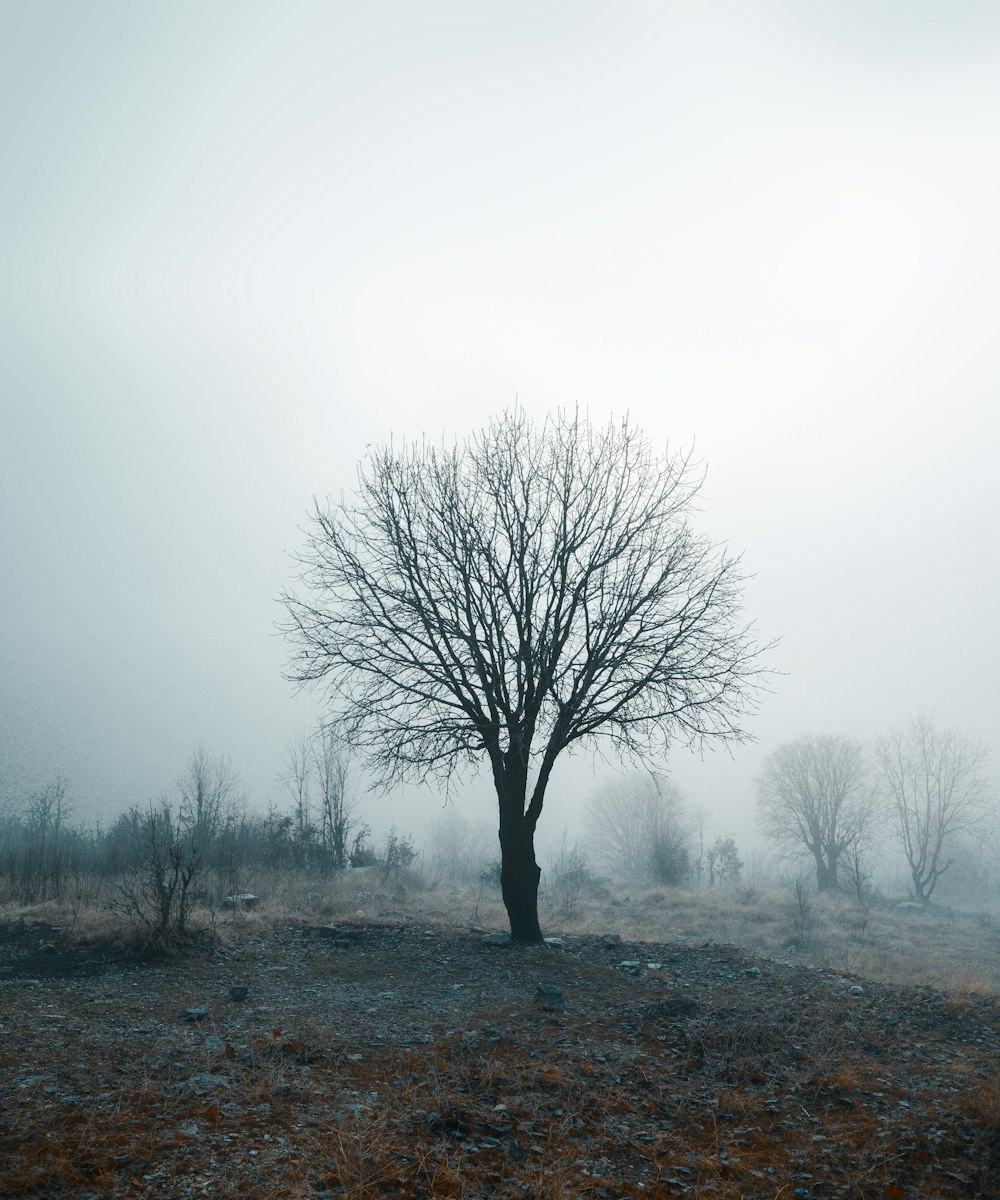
top-left (1, 915), bottom-right (998, 1198)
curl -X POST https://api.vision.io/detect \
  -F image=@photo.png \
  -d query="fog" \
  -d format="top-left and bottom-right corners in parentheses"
top-left (2, 2), bottom-right (998, 855)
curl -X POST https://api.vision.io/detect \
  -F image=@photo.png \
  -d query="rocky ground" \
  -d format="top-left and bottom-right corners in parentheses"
top-left (1, 914), bottom-right (998, 1198)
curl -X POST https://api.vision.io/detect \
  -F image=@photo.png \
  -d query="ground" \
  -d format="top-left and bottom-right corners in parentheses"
top-left (1, 915), bottom-right (998, 1198)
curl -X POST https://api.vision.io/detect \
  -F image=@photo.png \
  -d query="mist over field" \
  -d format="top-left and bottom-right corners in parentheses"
top-left (2, 2), bottom-right (999, 895)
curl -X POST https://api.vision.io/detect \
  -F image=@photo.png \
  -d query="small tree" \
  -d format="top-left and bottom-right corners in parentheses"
top-left (279, 736), bottom-right (314, 866)
top-left (706, 834), bottom-right (742, 885)
top-left (281, 410), bottom-right (768, 942)
top-left (873, 713), bottom-right (993, 904)
top-left (312, 723), bottom-right (355, 870)
top-left (757, 734), bottom-right (874, 892)
top-left (19, 777), bottom-right (71, 902)
top-left (178, 746), bottom-right (238, 862)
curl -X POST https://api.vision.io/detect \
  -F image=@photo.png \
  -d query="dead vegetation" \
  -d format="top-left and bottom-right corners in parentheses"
top-left (2, 877), bottom-right (1000, 1199)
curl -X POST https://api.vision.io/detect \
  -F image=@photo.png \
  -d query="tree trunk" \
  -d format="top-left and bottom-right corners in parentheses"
top-left (912, 868), bottom-right (930, 904)
top-left (498, 808), bottom-right (543, 944)
top-left (815, 853), bottom-right (840, 892)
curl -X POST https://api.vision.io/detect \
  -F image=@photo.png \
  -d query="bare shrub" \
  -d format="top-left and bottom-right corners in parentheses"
top-left (114, 803), bottom-right (204, 949)
top-left (542, 835), bottom-right (601, 920)
top-left (783, 875), bottom-right (816, 951)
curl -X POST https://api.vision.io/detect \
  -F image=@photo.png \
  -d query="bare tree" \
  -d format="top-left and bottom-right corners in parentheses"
top-left (178, 746), bottom-right (238, 859)
top-left (281, 409), bottom-right (768, 942)
top-left (9, 776), bottom-right (72, 903)
top-left (426, 810), bottom-right (495, 885)
top-left (689, 800), bottom-right (710, 886)
top-left (279, 736), bottom-right (314, 865)
top-left (311, 723), bottom-right (355, 869)
top-left (873, 713), bottom-right (993, 904)
top-left (757, 734), bottom-right (874, 892)
top-left (585, 773), bottom-right (690, 885)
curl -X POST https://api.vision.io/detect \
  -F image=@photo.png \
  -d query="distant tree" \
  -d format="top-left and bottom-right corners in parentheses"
top-left (757, 734), bottom-right (874, 892)
top-left (178, 746), bottom-right (238, 860)
top-left (689, 800), bottom-right (710, 886)
top-left (427, 811), bottom-right (495, 885)
top-left (281, 409), bottom-right (769, 942)
top-left (705, 834), bottom-right (743, 885)
top-left (873, 713), bottom-right (993, 904)
top-left (311, 723), bottom-right (355, 870)
top-left (585, 773), bottom-right (691, 885)
top-left (279, 736), bottom-right (314, 864)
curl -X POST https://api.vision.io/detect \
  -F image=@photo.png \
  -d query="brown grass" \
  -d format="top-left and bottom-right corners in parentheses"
top-left (3, 889), bottom-right (1000, 1199)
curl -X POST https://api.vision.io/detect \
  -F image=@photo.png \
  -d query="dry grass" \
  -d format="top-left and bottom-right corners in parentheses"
top-left (3, 887), bottom-right (1000, 1200)
top-left (6, 870), bottom-right (1000, 995)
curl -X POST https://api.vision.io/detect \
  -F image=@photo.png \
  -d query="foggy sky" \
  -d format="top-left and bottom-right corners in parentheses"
top-left (2, 1), bottom-right (998, 852)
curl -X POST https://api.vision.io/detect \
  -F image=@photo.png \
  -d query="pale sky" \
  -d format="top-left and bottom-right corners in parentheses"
top-left (2, 1), bottom-right (998, 851)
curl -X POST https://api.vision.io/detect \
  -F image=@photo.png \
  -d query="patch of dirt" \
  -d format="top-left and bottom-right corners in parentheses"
top-left (1, 918), bottom-right (998, 1198)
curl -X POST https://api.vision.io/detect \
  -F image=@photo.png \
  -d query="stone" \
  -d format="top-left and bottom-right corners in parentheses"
top-left (221, 894), bottom-right (259, 910)
top-left (481, 931), bottom-right (512, 946)
top-left (183, 1007), bottom-right (209, 1022)
top-left (543, 937), bottom-right (563, 948)
top-left (535, 983), bottom-right (564, 1011)
top-left (745, 966), bottom-right (761, 977)
top-left (618, 961), bottom-right (641, 974)
top-left (173, 1073), bottom-right (229, 1095)
top-left (316, 924), bottom-right (365, 942)
top-left (601, 933), bottom-right (622, 946)
top-left (849, 985), bottom-right (865, 997)
top-left (229, 986), bottom-right (249, 1002)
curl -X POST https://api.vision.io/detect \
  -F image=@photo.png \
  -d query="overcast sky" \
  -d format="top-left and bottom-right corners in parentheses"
top-left (2, 1), bottom-right (998, 852)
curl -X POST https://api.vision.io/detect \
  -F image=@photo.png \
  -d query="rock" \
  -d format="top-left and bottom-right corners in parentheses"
top-left (601, 933), bottom-right (622, 946)
top-left (228, 986), bottom-right (249, 1002)
top-left (745, 966), bottom-right (761, 977)
top-left (221, 894), bottom-right (259, 910)
top-left (619, 961), bottom-right (642, 975)
top-left (7, 917), bottom-right (26, 937)
top-left (543, 937), bottom-right (563, 949)
top-left (481, 931), bottom-right (512, 946)
top-left (316, 925), bottom-right (364, 942)
top-left (183, 1008), bottom-right (209, 1022)
top-left (38, 943), bottom-right (58, 955)
top-left (850, 985), bottom-right (865, 997)
top-left (535, 983), bottom-right (564, 1011)
top-left (173, 1073), bottom-right (229, 1095)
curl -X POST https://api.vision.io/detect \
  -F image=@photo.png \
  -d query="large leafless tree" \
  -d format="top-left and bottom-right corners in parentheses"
top-left (281, 409), bottom-right (768, 942)
top-left (873, 713), bottom-right (993, 904)
top-left (756, 734), bottom-right (874, 892)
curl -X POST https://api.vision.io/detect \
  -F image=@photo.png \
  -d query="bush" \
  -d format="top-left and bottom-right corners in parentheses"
top-left (113, 804), bottom-right (203, 949)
